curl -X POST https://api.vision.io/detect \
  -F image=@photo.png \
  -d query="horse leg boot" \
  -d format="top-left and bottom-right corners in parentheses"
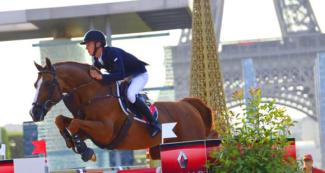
top-left (134, 97), bottom-right (161, 137)
top-left (71, 133), bottom-right (96, 162)
top-left (65, 125), bottom-right (96, 162)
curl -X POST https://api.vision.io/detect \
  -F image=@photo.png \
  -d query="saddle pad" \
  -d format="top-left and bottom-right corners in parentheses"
top-left (116, 82), bottom-right (158, 124)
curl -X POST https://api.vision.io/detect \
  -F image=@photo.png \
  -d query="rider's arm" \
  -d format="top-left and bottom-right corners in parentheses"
top-left (101, 57), bottom-right (125, 84)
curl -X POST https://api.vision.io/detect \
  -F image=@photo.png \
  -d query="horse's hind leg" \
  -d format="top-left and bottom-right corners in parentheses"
top-left (55, 115), bottom-right (74, 149)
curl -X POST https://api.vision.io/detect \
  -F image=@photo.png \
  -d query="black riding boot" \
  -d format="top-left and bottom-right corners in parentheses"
top-left (134, 97), bottom-right (161, 137)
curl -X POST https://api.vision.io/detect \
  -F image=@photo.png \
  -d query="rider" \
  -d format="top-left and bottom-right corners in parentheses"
top-left (80, 29), bottom-right (161, 137)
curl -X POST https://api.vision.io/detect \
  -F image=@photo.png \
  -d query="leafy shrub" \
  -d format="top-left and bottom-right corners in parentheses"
top-left (208, 88), bottom-right (303, 173)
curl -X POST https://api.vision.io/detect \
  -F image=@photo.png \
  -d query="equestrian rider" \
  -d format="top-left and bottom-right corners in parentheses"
top-left (80, 29), bottom-right (161, 137)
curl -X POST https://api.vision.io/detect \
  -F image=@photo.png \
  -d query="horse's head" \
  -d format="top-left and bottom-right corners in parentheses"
top-left (30, 58), bottom-right (62, 122)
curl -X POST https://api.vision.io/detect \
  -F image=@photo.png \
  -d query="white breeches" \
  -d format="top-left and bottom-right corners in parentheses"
top-left (127, 72), bottom-right (148, 103)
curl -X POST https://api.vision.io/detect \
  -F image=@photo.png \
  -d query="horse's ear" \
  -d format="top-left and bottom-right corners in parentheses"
top-left (34, 61), bottom-right (43, 71)
top-left (45, 57), bottom-right (53, 70)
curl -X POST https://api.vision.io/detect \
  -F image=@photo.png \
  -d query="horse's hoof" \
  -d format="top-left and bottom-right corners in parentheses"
top-left (90, 153), bottom-right (97, 162)
top-left (81, 148), bottom-right (96, 162)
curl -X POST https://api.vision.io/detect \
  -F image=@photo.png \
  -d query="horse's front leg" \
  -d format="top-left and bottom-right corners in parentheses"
top-left (55, 115), bottom-right (75, 149)
top-left (67, 119), bottom-right (114, 162)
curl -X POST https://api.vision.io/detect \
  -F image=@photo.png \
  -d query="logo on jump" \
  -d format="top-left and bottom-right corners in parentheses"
top-left (177, 151), bottom-right (188, 169)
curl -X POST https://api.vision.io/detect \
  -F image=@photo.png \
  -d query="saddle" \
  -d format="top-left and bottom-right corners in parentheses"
top-left (115, 81), bottom-right (158, 124)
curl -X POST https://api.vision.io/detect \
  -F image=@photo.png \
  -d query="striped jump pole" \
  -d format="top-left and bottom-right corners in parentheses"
top-left (50, 166), bottom-right (159, 173)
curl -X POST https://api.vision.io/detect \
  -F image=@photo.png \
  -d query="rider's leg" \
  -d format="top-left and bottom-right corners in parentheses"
top-left (127, 72), bottom-right (149, 103)
top-left (127, 72), bottom-right (161, 137)
top-left (134, 96), bottom-right (161, 137)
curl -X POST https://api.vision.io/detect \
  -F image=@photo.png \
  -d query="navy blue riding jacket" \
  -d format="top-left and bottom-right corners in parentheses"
top-left (93, 46), bottom-right (148, 84)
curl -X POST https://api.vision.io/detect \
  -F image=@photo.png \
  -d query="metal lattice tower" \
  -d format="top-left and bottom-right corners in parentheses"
top-left (190, 0), bottom-right (227, 131)
top-left (273, 0), bottom-right (321, 36)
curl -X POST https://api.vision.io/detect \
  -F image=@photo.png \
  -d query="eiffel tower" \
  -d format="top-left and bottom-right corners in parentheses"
top-left (190, 0), bottom-right (227, 134)
top-left (169, 0), bottom-right (325, 168)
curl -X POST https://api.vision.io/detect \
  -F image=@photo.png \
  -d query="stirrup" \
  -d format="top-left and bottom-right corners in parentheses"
top-left (151, 128), bottom-right (161, 137)
top-left (150, 123), bottom-right (161, 137)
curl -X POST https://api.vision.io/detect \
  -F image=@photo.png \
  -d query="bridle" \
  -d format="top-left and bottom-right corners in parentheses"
top-left (32, 66), bottom-right (95, 120)
top-left (32, 67), bottom-right (62, 121)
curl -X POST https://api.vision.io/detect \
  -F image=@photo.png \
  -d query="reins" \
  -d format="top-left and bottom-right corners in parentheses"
top-left (38, 66), bottom-right (120, 119)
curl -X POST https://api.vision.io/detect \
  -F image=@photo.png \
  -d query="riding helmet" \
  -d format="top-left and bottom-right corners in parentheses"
top-left (80, 30), bottom-right (106, 46)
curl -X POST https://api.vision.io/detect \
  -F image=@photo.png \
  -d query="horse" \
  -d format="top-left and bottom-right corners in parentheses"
top-left (30, 58), bottom-right (214, 162)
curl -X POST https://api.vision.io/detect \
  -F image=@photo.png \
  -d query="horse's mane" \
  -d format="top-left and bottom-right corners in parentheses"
top-left (51, 61), bottom-right (103, 83)
top-left (53, 61), bottom-right (93, 72)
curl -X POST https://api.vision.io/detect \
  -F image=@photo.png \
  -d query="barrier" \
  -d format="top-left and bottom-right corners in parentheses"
top-left (160, 138), bottom-right (296, 173)
top-left (0, 160), bottom-right (13, 173)
top-left (0, 138), bottom-right (296, 173)
top-left (0, 158), bottom-right (46, 173)
top-left (117, 168), bottom-right (157, 173)
top-left (160, 139), bottom-right (221, 172)
top-left (51, 167), bottom-right (157, 173)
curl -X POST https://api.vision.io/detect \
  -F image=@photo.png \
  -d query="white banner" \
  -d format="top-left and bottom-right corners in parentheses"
top-left (0, 144), bottom-right (5, 157)
top-left (162, 122), bottom-right (177, 143)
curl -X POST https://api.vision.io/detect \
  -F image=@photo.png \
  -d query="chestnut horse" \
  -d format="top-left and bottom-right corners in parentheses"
top-left (30, 58), bottom-right (213, 162)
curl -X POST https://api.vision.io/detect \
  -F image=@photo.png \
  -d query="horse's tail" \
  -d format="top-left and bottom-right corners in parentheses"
top-left (181, 97), bottom-right (213, 137)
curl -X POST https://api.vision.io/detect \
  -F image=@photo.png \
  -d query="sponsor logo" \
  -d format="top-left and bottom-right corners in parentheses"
top-left (177, 151), bottom-right (188, 169)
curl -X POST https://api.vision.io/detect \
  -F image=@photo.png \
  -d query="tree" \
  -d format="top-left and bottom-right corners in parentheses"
top-left (8, 132), bottom-right (24, 159)
top-left (1, 127), bottom-right (11, 159)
